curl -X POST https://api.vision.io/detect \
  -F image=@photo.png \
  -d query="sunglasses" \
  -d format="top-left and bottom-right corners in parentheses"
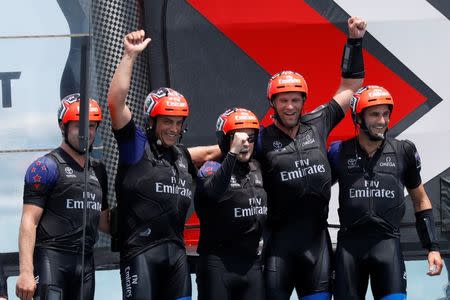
top-left (230, 134), bottom-right (256, 143)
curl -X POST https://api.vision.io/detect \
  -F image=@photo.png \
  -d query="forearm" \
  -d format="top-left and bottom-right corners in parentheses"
top-left (413, 193), bottom-right (432, 212)
top-left (108, 53), bottom-right (137, 129)
top-left (203, 153), bottom-right (237, 199)
top-left (189, 145), bottom-right (221, 168)
top-left (410, 186), bottom-right (439, 251)
top-left (334, 38), bottom-right (365, 112)
top-left (18, 220), bottom-right (37, 275)
top-left (409, 185), bottom-right (433, 212)
top-left (99, 209), bottom-right (110, 234)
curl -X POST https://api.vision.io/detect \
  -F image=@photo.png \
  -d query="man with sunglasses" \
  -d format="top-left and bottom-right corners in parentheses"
top-left (195, 108), bottom-right (267, 300)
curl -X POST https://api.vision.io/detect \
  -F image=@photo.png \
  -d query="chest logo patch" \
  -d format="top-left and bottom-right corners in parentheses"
top-left (301, 132), bottom-right (315, 146)
top-left (379, 156), bottom-right (396, 167)
top-left (272, 140), bottom-right (283, 150)
top-left (347, 158), bottom-right (359, 169)
top-left (64, 167), bottom-right (76, 178)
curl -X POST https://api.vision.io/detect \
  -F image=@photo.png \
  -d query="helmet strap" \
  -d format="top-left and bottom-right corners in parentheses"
top-left (270, 100), bottom-right (302, 129)
top-left (62, 123), bottom-right (94, 155)
top-left (145, 117), bottom-right (161, 145)
top-left (359, 116), bottom-right (387, 141)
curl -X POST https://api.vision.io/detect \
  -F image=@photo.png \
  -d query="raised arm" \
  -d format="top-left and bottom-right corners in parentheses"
top-left (16, 205), bottom-right (43, 300)
top-left (108, 30), bottom-right (151, 130)
top-left (408, 185), bottom-right (443, 276)
top-left (199, 133), bottom-right (248, 198)
top-left (334, 16), bottom-right (367, 112)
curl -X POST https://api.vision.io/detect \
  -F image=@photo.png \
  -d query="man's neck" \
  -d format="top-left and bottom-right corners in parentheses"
top-left (274, 120), bottom-right (300, 139)
top-left (357, 133), bottom-right (383, 158)
top-left (60, 142), bottom-right (86, 168)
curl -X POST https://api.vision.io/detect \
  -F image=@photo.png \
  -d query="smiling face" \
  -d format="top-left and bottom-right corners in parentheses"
top-left (271, 91), bottom-right (305, 128)
top-left (359, 104), bottom-right (391, 139)
top-left (154, 115), bottom-right (184, 147)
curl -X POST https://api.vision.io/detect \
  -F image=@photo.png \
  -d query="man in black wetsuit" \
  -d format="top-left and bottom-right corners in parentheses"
top-left (15, 94), bottom-right (109, 300)
top-left (195, 108), bottom-right (267, 300)
top-left (256, 16), bottom-right (367, 300)
top-left (328, 85), bottom-right (443, 300)
top-left (108, 30), bottom-right (218, 300)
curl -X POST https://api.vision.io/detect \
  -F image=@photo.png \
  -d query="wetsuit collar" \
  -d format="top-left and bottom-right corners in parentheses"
top-left (356, 136), bottom-right (386, 158)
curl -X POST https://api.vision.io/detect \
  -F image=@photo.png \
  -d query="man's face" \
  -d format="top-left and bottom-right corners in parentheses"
top-left (272, 91), bottom-right (305, 128)
top-left (360, 104), bottom-right (391, 139)
top-left (64, 121), bottom-right (98, 151)
top-left (155, 116), bottom-right (184, 147)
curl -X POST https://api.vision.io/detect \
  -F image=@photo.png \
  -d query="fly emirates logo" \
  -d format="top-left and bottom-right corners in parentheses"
top-left (234, 196), bottom-right (267, 218)
top-left (280, 159), bottom-right (326, 182)
top-left (155, 176), bottom-right (192, 199)
top-left (349, 180), bottom-right (395, 199)
top-left (66, 192), bottom-right (101, 211)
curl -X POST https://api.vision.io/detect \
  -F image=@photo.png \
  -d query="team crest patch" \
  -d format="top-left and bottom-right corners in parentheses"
top-left (273, 140), bottom-right (283, 150)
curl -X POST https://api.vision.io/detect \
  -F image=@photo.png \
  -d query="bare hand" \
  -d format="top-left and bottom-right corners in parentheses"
top-left (229, 132), bottom-right (250, 155)
top-left (348, 16), bottom-right (367, 39)
top-left (124, 30), bottom-right (151, 58)
top-left (427, 250), bottom-right (443, 276)
top-left (16, 272), bottom-right (36, 300)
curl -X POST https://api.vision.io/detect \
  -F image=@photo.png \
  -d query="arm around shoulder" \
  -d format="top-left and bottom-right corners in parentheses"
top-left (188, 145), bottom-right (221, 168)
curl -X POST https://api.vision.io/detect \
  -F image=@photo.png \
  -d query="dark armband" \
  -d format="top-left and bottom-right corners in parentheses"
top-left (341, 38), bottom-right (365, 78)
top-left (415, 209), bottom-right (440, 251)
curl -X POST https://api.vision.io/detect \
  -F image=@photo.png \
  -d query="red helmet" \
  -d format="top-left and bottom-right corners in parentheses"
top-left (267, 70), bottom-right (308, 100)
top-left (216, 108), bottom-right (259, 135)
top-left (216, 108), bottom-right (259, 154)
top-left (351, 85), bottom-right (394, 120)
top-left (57, 93), bottom-right (102, 125)
top-left (144, 87), bottom-right (189, 118)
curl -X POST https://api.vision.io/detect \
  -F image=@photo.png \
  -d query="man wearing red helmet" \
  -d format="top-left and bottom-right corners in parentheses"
top-left (328, 85), bottom-right (443, 300)
top-left (195, 108), bottom-right (267, 300)
top-left (16, 94), bottom-right (109, 300)
top-left (108, 30), bottom-right (218, 300)
top-left (256, 17), bottom-right (367, 300)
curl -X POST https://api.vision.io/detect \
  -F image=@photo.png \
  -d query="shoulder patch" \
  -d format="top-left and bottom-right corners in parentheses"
top-left (328, 141), bottom-right (343, 153)
top-left (25, 155), bottom-right (58, 189)
top-left (198, 161), bottom-right (221, 178)
top-left (328, 141), bottom-right (343, 168)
